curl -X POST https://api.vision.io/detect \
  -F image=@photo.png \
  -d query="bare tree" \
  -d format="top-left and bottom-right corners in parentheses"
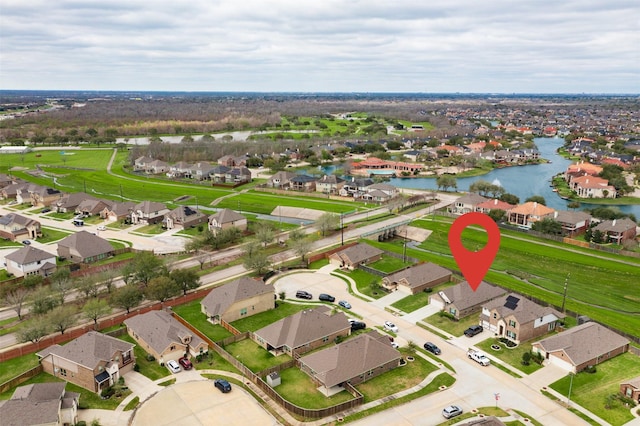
top-left (83, 298), bottom-right (111, 326)
top-left (17, 318), bottom-right (50, 343)
top-left (3, 287), bottom-right (31, 320)
top-left (46, 305), bottom-right (77, 335)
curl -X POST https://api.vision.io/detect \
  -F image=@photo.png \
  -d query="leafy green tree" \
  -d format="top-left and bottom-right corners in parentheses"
top-left (316, 213), bottom-right (339, 237)
top-left (499, 193), bottom-right (520, 205)
top-left (22, 274), bottom-right (44, 289)
top-left (170, 268), bottom-right (201, 295)
top-left (76, 275), bottom-right (99, 300)
top-left (525, 195), bottom-right (546, 205)
top-left (242, 242), bottom-right (272, 274)
top-left (567, 201), bottom-right (581, 210)
top-left (17, 318), bottom-right (50, 343)
top-left (290, 237), bottom-right (312, 263)
top-left (50, 268), bottom-right (73, 304)
top-left (110, 285), bottom-right (143, 314)
top-left (46, 305), bottom-right (77, 335)
top-left (487, 209), bottom-right (506, 223)
top-left (531, 218), bottom-right (563, 235)
top-left (436, 175), bottom-right (457, 192)
top-left (122, 251), bottom-right (166, 287)
top-left (83, 298), bottom-right (111, 326)
top-left (31, 286), bottom-right (59, 315)
top-left (255, 224), bottom-right (275, 248)
top-left (146, 276), bottom-right (181, 302)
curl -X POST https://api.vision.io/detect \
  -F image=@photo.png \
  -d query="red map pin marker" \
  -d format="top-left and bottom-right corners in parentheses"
top-left (448, 212), bottom-right (500, 292)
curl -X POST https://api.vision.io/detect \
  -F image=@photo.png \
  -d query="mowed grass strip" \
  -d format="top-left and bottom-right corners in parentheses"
top-left (391, 292), bottom-right (430, 313)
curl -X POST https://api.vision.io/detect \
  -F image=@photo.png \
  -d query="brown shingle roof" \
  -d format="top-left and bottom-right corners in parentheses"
top-left (534, 322), bottom-right (629, 366)
top-left (124, 310), bottom-right (205, 355)
top-left (254, 306), bottom-right (350, 350)
top-left (384, 263), bottom-right (452, 289)
top-left (299, 331), bottom-right (401, 388)
top-left (208, 208), bottom-right (245, 225)
top-left (484, 293), bottom-right (564, 324)
top-left (201, 277), bottom-right (273, 317)
top-left (438, 281), bottom-right (506, 311)
top-left (57, 230), bottom-right (114, 259)
top-left (331, 243), bottom-right (383, 266)
top-left (5, 246), bottom-right (55, 264)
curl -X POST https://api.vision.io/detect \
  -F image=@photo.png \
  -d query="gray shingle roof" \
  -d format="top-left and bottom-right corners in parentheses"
top-left (438, 281), bottom-right (506, 311)
top-left (201, 277), bottom-right (273, 317)
top-left (5, 246), bottom-right (55, 264)
top-left (124, 310), bottom-right (206, 355)
top-left (208, 208), bottom-right (245, 225)
top-left (254, 306), bottom-right (350, 350)
top-left (332, 243), bottom-right (383, 266)
top-left (594, 218), bottom-right (637, 233)
top-left (552, 210), bottom-right (592, 224)
top-left (134, 200), bottom-right (167, 214)
top-left (57, 230), bottom-right (114, 259)
top-left (299, 331), bottom-right (401, 388)
top-left (484, 293), bottom-right (564, 324)
top-left (534, 322), bottom-right (629, 366)
top-left (36, 331), bottom-right (134, 370)
top-left (384, 263), bottom-right (451, 289)
top-left (0, 212), bottom-right (38, 228)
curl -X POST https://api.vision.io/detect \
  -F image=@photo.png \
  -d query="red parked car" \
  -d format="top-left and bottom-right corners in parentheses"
top-left (179, 357), bottom-right (193, 370)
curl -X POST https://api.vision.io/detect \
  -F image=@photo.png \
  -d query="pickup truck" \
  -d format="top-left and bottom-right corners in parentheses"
top-left (467, 349), bottom-right (490, 366)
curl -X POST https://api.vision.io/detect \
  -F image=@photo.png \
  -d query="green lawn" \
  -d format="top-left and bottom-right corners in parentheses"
top-left (230, 301), bottom-right (314, 332)
top-left (193, 351), bottom-right (240, 374)
top-left (367, 256), bottom-right (412, 274)
top-left (476, 338), bottom-right (544, 375)
top-left (224, 338), bottom-right (290, 372)
top-left (38, 226), bottom-right (72, 243)
top-left (423, 312), bottom-right (481, 337)
top-left (550, 353), bottom-right (640, 425)
top-left (118, 334), bottom-right (170, 381)
top-left (391, 292), bottom-right (430, 313)
top-left (273, 367), bottom-right (355, 409)
top-left (340, 268), bottom-right (388, 299)
top-left (0, 353), bottom-right (39, 384)
top-left (132, 223), bottom-right (166, 235)
top-left (171, 298), bottom-right (233, 343)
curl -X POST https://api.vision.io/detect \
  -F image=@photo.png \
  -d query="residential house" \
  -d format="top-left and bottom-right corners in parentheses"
top-left (565, 162), bottom-right (603, 177)
top-left (552, 210), bottom-right (592, 236)
top-left (451, 193), bottom-right (489, 215)
top-left (298, 331), bottom-right (401, 396)
top-left (75, 198), bottom-right (113, 217)
top-left (328, 243), bottom-right (384, 270)
top-left (224, 167), bottom-right (252, 184)
top-left (0, 173), bottom-right (14, 188)
top-left (100, 201), bottom-right (136, 222)
top-left (0, 213), bottom-right (41, 242)
top-left (593, 218), bottom-right (638, 244)
top-left (209, 165), bottom-right (230, 183)
top-left (124, 310), bottom-right (209, 364)
top-left (481, 294), bottom-right (564, 344)
top-left (129, 201), bottom-right (170, 225)
top-left (429, 281), bottom-right (506, 320)
top-left (570, 175), bottom-right (617, 198)
top-left (267, 171), bottom-right (297, 189)
top-left (208, 209), bottom-right (247, 235)
top-left (55, 192), bottom-right (96, 213)
top-left (133, 156), bottom-right (154, 171)
top-left (163, 206), bottom-right (208, 230)
top-left (26, 185), bottom-right (62, 207)
top-left (0, 180), bottom-right (28, 201)
top-left (532, 322), bottom-right (629, 373)
top-left (620, 376), bottom-right (640, 404)
top-left (217, 155), bottom-right (247, 167)
top-left (12, 183), bottom-right (39, 204)
top-left (340, 178), bottom-right (374, 198)
top-left (5, 246), bottom-right (56, 277)
top-left (315, 175), bottom-right (345, 195)
top-left (507, 202), bottom-right (555, 229)
top-left (37, 331), bottom-right (135, 393)
top-left (201, 277), bottom-right (275, 324)
top-left (0, 382), bottom-right (80, 426)
top-left (252, 306), bottom-right (351, 356)
top-left (366, 183), bottom-right (398, 199)
top-left (381, 262), bottom-right (452, 294)
top-left (145, 159), bottom-right (169, 174)
top-left (57, 231), bottom-right (114, 263)
top-left (168, 161), bottom-right (193, 178)
top-left (290, 174), bottom-right (317, 192)
top-left (475, 199), bottom-right (515, 215)
top-left (191, 162), bottom-right (214, 181)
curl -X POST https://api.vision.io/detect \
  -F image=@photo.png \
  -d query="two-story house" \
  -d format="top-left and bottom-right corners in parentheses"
top-left (129, 201), bottom-right (170, 225)
top-left (201, 277), bottom-right (274, 324)
top-left (0, 213), bottom-right (41, 242)
top-left (593, 218), bottom-right (637, 244)
top-left (451, 193), bottom-right (488, 215)
top-left (5, 246), bottom-right (56, 277)
top-left (208, 209), bottom-right (247, 235)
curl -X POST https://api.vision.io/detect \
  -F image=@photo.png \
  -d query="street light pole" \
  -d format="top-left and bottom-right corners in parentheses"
top-left (567, 372), bottom-right (574, 407)
top-left (340, 213), bottom-right (344, 246)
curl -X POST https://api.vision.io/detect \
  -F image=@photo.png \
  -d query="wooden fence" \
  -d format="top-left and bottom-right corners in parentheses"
top-left (0, 365), bottom-right (43, 394)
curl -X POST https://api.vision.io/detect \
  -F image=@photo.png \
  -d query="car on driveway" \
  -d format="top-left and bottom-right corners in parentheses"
top-left (166, 359), bottom-right (181, 374)
top-left (21, 240), bottom-right (31, 245)
top-left (214, 378), bottom-right (232, 393)
top-left (97, 225), bottom-right (106, 231)
top-left (442, 405), bottom-right (463, 419)
top-left (319, 293), bottom-right (335, 302)
top-left (338, 300), bottom-right (351, 309)
top-left (295, 290), bottom-right (312, 300)
top-left (350, 321), bottom-right (366, 331)
top-left (464, 325), bottom-right (483, 337)
top-left (383, 321), bottom-right (399, 333)
top-left (179, 357), bottom-right (192, 370)
top-left (424, 342), bottom-right (441, 355)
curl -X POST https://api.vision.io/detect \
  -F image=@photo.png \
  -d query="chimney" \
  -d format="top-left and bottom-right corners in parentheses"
top-left (554, 211), bottom-right (558, 218)
top-left (533, 202), bottom-right (537, 209)
top-left (494, 199), bottom-right (498, 205)
top-left (612, 219), bottom-right (617, 226)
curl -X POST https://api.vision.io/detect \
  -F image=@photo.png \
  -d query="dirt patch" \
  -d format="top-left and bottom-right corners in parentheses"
top-left (270, 206), bottom-right (325, 221)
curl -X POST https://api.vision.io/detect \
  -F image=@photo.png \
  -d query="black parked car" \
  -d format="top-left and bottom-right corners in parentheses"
top-left (319, 293), bottom-right (335, 302)
top-left (350, 321), bottom-right (366, 331)
top-left (295, 290), bottom-right (312, 300)
top-left (424, 342), bottom-right (441, 355)
top-left (464, 325), bottom-right (483, 337)
top-left (214, 378), bottom-right (232, 393)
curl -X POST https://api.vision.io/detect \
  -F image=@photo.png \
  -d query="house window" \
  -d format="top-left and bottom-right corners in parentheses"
top-left (548, 322), bottom-right (556, 331)
top-left (322, 336), bottom-right (329, 343)
top-left (508, 320), bottom-right (516, 327)
top-left (449, 308), bottom-right (457, 316)
top-left (506, 330), bottom-right (517, 340)
top-left (493, 313), bottom-right (497, 319)
top-left (60, 368), bottom-right (67, 377)
top-left (240, 308), bottom-right (247, 316)
top-left (170, 345), bottom-right (176, 351)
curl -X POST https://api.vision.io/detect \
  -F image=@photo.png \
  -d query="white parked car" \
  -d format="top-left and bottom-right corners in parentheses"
top-left (383, 321), bottom-right (399, 333)
top-left (97, 225), bottom-right (106, 231)
top-left (166, 359), bottom-right (181, 373)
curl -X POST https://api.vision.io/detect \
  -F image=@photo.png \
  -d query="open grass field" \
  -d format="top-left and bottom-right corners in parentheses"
top-left (550, 352), bottom-right (640, 425)
top-left (340, 268), bottom-right (388, 299)
top-left (422, 312), bottom-right (482, 337)
top-left (368, 256), bottom-right (412, 273)
top-left (369, 218), bottom-right (640, 337)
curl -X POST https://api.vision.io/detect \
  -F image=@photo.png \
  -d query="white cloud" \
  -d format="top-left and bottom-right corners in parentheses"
top-left (1, 0), bottom-right (638, 92)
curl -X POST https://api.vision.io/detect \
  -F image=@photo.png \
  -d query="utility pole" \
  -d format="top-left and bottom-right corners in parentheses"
top-left (340, 213), bottom-right (344, 246)
top-left (403, 226), bottom-right (408, 262)
top-left (561, 273), bottom-right (570, 313)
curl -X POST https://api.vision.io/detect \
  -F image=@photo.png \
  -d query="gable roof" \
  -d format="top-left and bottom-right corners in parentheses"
top-left (124, 310), bottom-right (205, 355)
top-left (208, 208), bottom-right (245, 225)
top-left (484, 293), bottom-right (564, 324)
top-left (36, 331), bottom-right (134, 370)
top-left (0, 212), bottom-right (39, 228)
top-left (438, 281), bottom-right (507, 311)
top-left (57, 231), bottom-right (114, 258)
top-left (165, 206), bottom-right (206, 223)
top-left (384, 263), bottom-right (451, 289)
top-left (254, 306), bottom-right (350, 350)
top-left (455, 193), bottom-right (488, 205)
top-left (5, 245), bottom-right (55, 264)
top-left (133, 200), bottom-right (167, 214)
top-left (476, 199), bottom-right (515, 211)
top-left (552, 210), bottom-right (592, 224)
top-left (0, 382), bottom-right (77, 426)
top-left (509, 202), bottom-right (555, 217)
top-left (331, 243), bottom-right (383, 265)
top-left (56, 192), bottom-right (96, 208)
top-left (621, 376), bottom-right (640, 389)
top-left (594, 218), bottom-right (637, 233)
top-left (201, 277), bottom-right (273, 317)
top-left (534, 322), bottom-right (629, 366)
top-left (299, 331), bottom-right (401, 388)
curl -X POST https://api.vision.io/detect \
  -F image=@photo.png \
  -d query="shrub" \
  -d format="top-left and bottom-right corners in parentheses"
top-left (521, 352), bottom-right (531, 366)
top-left (584, 365), bottom-right (597, 374)
top-left (133, 364), bottom-right (140, 372)
top-left (438, 311), bottom-right (457, 321)
top-left (100, 387), bottom-right (115, 399)
top-left (146, 354), bottom-right (156, 362)
top-left (75, 421), bottom-right (87, 426)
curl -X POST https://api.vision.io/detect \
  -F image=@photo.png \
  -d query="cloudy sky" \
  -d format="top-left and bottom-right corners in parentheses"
top-left (1, 0), bottom-right (638, 93)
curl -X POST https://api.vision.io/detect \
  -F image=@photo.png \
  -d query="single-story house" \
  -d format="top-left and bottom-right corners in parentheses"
top-left (76, 198), bottom-right (113, 217)
top-left (429, 281), bottom-right (506, 320)
top-left (124, 310), bottom-right (209, 364)
top-left (0, 382), bottom-right (80, 426)
top-left (451, 193), bottom-right (489, 215)
top-left (37, 331), bottom-right (135, 393)
top-left (298, 331), bottom-right (401, 396)
top-left (208, 209), bottom-right (247, 235)
top-left (328, 243), bottom-right (384, 270)
top-left (0, 212), bottom-right (41, 242)
top-left (382, 262), bottom-right (452, 294)
top-left (252, 306), bottom-right (351, 356)
top-left (5, 245), bottom-right (56, 277)
top-left (532, 322), bottom-right (629, 373)
top-left (57, 231), bottom-right (114, 263)
top-left (163, 206), bottom-right (208, 230)
top-left (593, 218), bottom-right (637, 244)
top-left (201, 277), bottom-right (275, 324)
top-left (620, 376), bottom-right (640, 404)
top-left (475, 199), bottom-right (515, 215)
top-left (481, 294), bottom-right (564, 344)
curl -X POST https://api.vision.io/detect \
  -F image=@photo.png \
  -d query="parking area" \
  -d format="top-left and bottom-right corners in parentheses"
top-left (273, 266), bottom-right (351, 303)
top-left (132, 380), bottom-right (279, 426)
